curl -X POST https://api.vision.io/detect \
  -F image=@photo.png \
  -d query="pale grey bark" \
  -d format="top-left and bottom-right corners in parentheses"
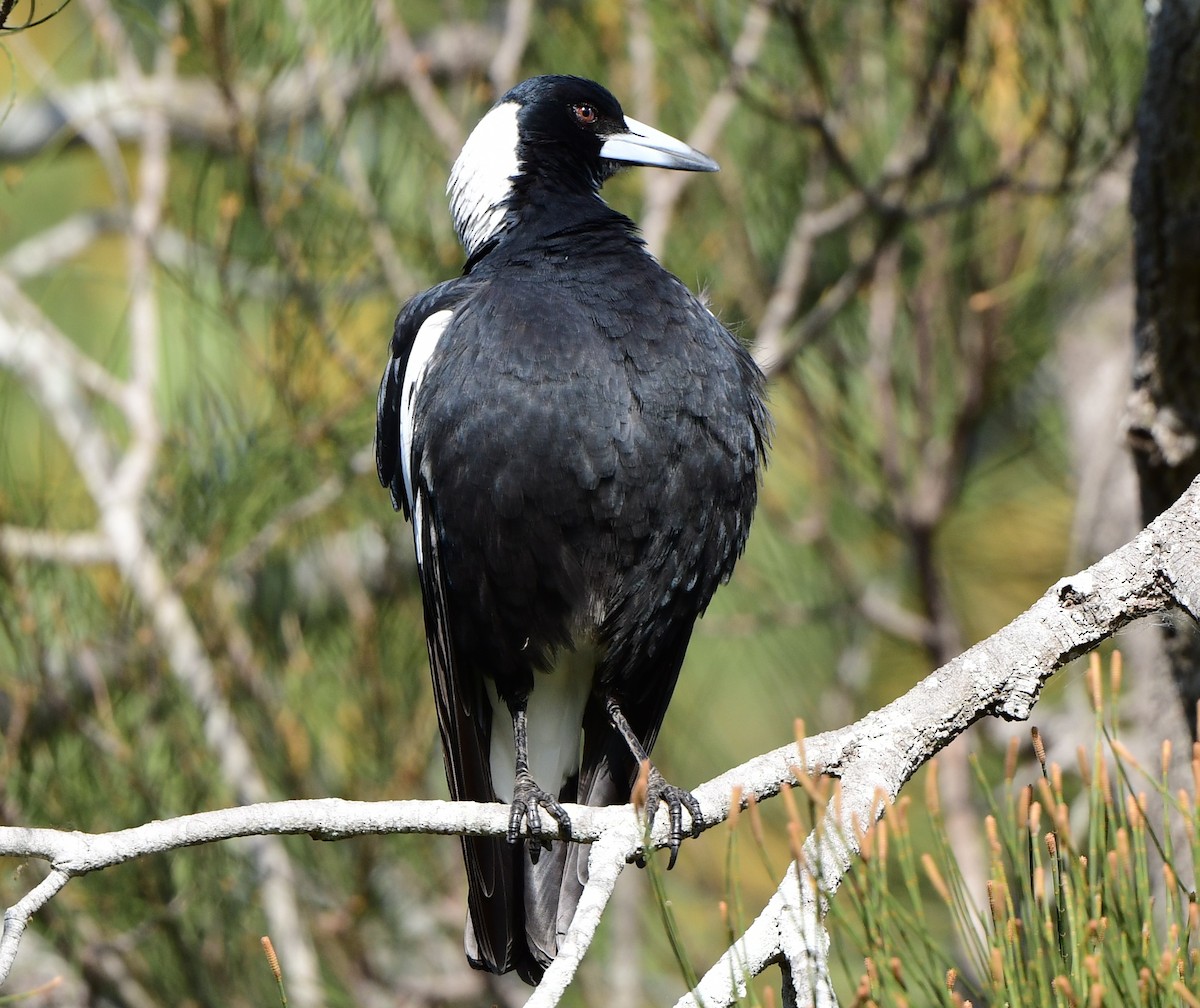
top-left (0, 26), bottom-right (493, 161)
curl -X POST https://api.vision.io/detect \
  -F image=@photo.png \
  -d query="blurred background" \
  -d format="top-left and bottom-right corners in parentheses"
top-left (0, 0), bottom-right (1157, 1004)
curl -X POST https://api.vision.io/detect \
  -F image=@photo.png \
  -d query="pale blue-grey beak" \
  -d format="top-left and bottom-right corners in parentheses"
top-left (599, 115), bottom-right (719, 172)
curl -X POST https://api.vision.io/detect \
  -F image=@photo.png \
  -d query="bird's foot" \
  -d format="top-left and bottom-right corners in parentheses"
top-left (508, 770), bottom-right (572, 863)
top-left (636, 764), bottom-right (702, 870)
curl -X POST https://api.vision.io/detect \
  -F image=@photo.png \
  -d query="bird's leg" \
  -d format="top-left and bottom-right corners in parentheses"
top-left (605, 697), bottom-right (702, 869)
top-left (507, 703), bottom-right (573, 863)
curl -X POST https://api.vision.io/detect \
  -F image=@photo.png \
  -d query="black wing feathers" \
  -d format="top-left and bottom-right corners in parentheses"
top-left (378, 277), bottom-right (544, 979)
top-left (375, 279), bottom-right (470, 516)
top-left (414, 481), bottom-right (542, 981)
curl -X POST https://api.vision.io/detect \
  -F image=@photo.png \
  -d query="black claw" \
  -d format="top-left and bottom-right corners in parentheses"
top-left (508, 770), bottom-right (572, 856)
top-left (682, 789), bottom-right (703, 838)
top-left (640, 766), bottom-right (701, 869)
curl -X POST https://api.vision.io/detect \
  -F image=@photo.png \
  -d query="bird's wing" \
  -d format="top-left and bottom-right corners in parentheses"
top-left (376, 279), bottom-right (466, 518)
top-left (379, 282), bottom-right (500, 808)
top-left (411, 480), bottom-right (536, 978)
top-left (379, 281), bottom-right (542, 980)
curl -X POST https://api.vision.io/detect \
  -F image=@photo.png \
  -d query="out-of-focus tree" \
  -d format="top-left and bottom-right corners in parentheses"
top-left (0, 0), bottom-right (1148, 1004)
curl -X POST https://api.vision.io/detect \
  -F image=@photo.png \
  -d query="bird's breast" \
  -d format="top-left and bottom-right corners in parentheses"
top-left (408, 265), bottom-right (759, 679)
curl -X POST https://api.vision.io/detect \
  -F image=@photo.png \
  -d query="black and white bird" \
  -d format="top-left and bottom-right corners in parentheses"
top-left (376, 75), bottom-right (768, 983)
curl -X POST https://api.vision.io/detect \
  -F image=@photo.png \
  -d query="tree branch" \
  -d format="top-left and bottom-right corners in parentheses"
top-left (3, 473), bottom-right (1198, 1002)
top-left (0, 527), bottom-right (114, 565)
top-left (0, 869), bottom-right (71, 986)
top-left (639, 0), bottom-right (773, 258)
top-left (489, 0), bottom-right (535, 95)
top-left (0, 22), bottom-right (488, 161)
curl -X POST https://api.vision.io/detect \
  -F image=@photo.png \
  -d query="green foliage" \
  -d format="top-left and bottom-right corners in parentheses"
top-left (830, 653), bottom-right (1200, 1006)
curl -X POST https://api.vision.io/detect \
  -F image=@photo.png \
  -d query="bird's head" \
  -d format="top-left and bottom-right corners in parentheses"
top-left (447, 75), bottom-right (719, 257)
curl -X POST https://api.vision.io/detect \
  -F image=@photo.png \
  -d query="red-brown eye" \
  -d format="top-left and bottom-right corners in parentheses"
top-left (572, 104), bottom-right (598, 126)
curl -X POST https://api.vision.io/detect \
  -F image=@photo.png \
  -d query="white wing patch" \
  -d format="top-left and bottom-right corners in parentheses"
top-left (400, 308), bottom-right (454, 517)
top-left (447, 101), bottom-right (521, 256)
top-left (412, 487), bottom-right (427, 569)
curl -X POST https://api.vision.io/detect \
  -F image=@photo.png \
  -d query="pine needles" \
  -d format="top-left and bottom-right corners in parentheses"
top-left (828, 652), bottom-right (1200, 1006)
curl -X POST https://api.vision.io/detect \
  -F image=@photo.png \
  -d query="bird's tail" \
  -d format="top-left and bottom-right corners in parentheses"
top-left (467, 643), bottom-right (685, 983)
top-left (463, 833), bottom-right (548, 983)
top-left (468, 722), bottom-right (624, 983)
top-left (465, 643), bottom-right (597, 984)
top-left (545, 633), bottom-right (696, 967)
top-left (521, 831), bottom-right (577, 976)
top-left (525, 693), bottom-right (642, 971)
top-left (464, 791), bottom-right (582, 985)
top-left (513, 763), bottom-right (622, 983)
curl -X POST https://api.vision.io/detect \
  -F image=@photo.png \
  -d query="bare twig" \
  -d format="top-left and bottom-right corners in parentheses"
top-left (757, 231), bottom-right (901, 380)
top-left (683, 473), bottom-right (1200, 1005)
top-left (865, 241), bottom-right (905, 504)
top-left (7, 34), bottom-right (131, 204)
top-left (640, 0), bottom-right (773, 257)
top-left (489, 0), bottom-right (534, 94)
top-left (0, 275), bottom-right (118, 499)
top-left (288, 0), bottom-right (419, 299)
top-left (0, 28), bottom-right (485, 161)
top-left (108, 0), bottom-right (172, 512)
top-left (0, 527), bottom-right (114, 565)
top-left (524, 830), bottom-right (639, 1007)
top-left (625, 0), bottom-right (656, 126)
top-left (223, 442), bottom-right (374, 580)
top-left (0, 11), bottom-right (326, 996)
top-left (0, 868), bottom-right (70, 984)
top-left (0, 209), bottom-right (122, 278)
top-left (753, 173), bottom-right (871, 375)
top-left (371, 0), bottom-right (464, 159)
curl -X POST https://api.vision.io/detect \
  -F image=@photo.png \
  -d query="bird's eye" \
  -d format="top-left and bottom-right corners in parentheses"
top-left (572, 104), bottom-right (598, 126)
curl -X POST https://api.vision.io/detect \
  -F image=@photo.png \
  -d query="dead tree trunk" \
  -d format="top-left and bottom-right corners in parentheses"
top-left (1128, 0), bottom-right (1200, 737)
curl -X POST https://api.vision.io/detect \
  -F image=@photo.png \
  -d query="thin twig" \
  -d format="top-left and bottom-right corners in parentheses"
top-left (640, 0), bottom-right (773, 257)
top-left (524, 830), bottom-right (639, 1007)
top-left (289, 0), bottom-right (419, 299)
top-left (0, 869), bottom-right (71, 985)
top-left (0, 527), bottom-right (114, 565)
top-left (758, 230), bottom-right (902, 380)
top-left (6, 33), bottom-right (131, 205)
top-left (108, 1), bottom-right (173, 510)
top-left (0, 15), bottom-right (325, 997)
top-left (0, 209), bottom-right (123, 278)
top-left (489, 0), bottom-right (534, 94)
top-left (0, 40), bottom-right (486, 161)
top-left (227, 449), bottom-right (370, 577)
top-left (371, 0), bottom-right (464, 159)
top-left (626, 0), bottom-right (656, 126)
top-left (0, 274), bottom-right (117, 499)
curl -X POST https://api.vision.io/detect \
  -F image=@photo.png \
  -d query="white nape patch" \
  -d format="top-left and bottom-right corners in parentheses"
top-left (447, 101), bottom-right (521, 256)
top-left (400, 308), bottom-right (454, 514)
top-left (486, 651), bottom-right (595, 804)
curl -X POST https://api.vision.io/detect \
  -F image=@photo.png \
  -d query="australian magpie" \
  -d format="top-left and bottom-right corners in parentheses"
top-left (376, 75), bottom-right (768, 983)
